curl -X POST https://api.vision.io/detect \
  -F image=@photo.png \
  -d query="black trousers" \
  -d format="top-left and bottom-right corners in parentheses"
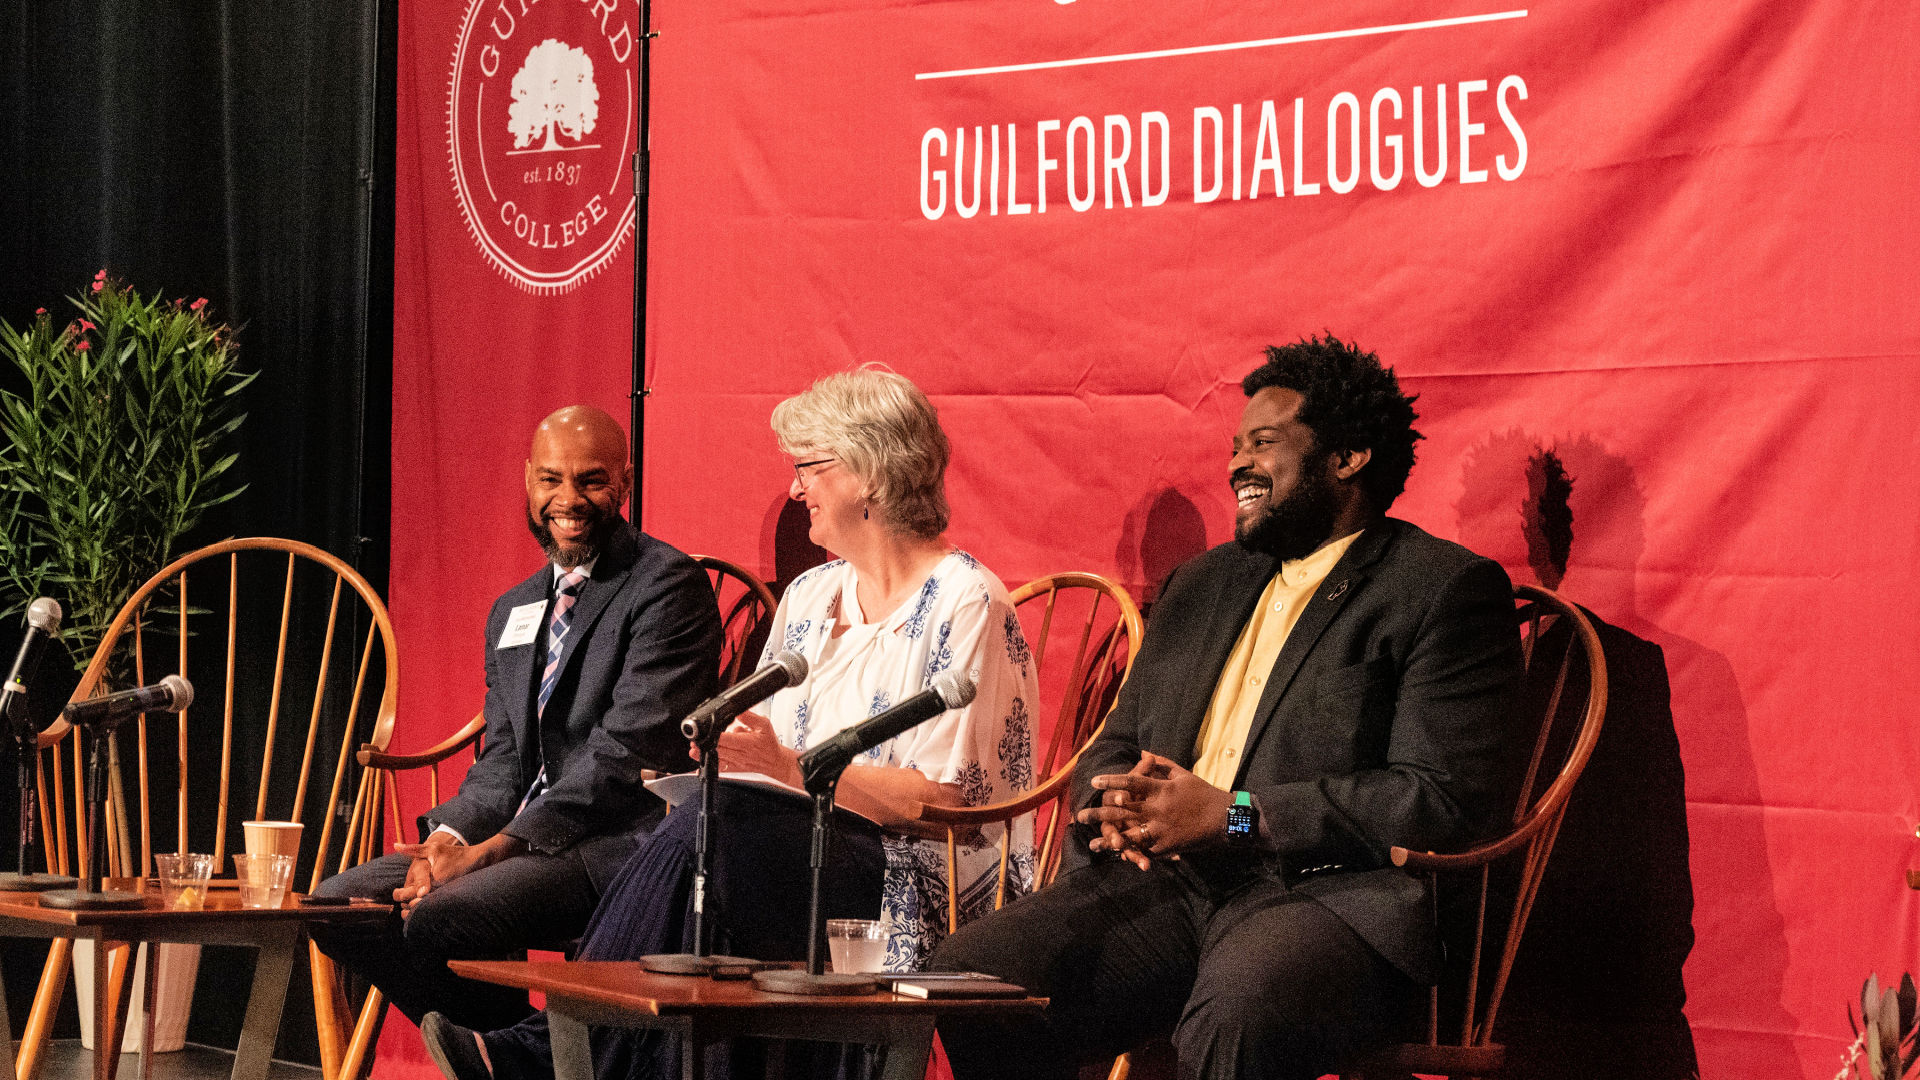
top-left (310, 846), bottom-right (603, 1031)
top-left (930, 858), bottom-right (1418, 1080)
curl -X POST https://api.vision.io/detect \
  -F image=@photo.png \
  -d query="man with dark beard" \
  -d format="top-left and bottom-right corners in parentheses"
top-left (931, 336), bottom-right (1526, 1080)
top-left (313, 405), bottom-right (723, 1031)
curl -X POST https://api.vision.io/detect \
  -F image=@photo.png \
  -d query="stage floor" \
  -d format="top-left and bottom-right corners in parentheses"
top-left (32, 1041), bottom-right (320, 1080)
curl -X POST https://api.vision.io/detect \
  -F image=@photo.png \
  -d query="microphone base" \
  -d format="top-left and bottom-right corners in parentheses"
top-left (750, 970), bottom-right (880, 996)
top-left (0, 872), bottom-right (78, 892)
top-left (39, 887), bottom-right (146, 910)
top-left (640, 953), bottom-right (774, 979)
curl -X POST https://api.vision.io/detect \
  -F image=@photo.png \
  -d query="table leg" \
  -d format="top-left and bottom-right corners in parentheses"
top-left (548, 1010), bottom-right (593, 1080)
top-left (136, 944), bottom-right (156, 1080)
top-left (875, 1017), bottom-right (936, 1080)
top-left (230, 930), bottom-right (298, 1080)
top-left (94, 941), bottom-right (135, 1080)
top-left (0, 943), bottom-right (17, 1080)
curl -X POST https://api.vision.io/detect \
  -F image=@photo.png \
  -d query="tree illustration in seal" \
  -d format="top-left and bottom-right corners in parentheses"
top-left (508, 38), bottom-right (599, 151)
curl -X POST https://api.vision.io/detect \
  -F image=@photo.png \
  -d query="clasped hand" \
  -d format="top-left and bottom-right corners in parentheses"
top-left (690, 710), bottom-right (803, 789)
top-left (1075, 752), bottom-right (1231, 870)
top-left (392, 831), bottom-right (524, 915)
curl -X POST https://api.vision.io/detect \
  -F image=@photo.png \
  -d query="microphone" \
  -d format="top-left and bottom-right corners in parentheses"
top-left (63, 675), bottom-right (194, 726)
top-left (2, 599), bottom-right (63, 726)
top-left (5, 599), bottom-right (63, 694)
top-left (797, 669), bottom-right (977, 792)
top-left (680, 651), bottom-right (809, 741)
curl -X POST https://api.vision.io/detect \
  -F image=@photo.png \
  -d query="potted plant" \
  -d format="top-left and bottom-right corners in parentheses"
top-left (1837, 974), bottom-right (1920, 1080)
top-left (0, 270), bottom-right (253, 1051)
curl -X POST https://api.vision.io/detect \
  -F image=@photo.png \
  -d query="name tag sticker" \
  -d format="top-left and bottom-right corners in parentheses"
top-left (497, 601), bottom-right (547, 649)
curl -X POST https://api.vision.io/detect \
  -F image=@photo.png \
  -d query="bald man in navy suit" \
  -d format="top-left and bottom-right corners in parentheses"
top-left (313, 406), bottom-right (723, 1031)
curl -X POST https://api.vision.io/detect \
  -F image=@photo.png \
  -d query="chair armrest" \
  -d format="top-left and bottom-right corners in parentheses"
top-left (33, 719), bottom-right (72, 750)
top-left (357, 716), bottom-right (485, 770)
top-left (914, 766), bottom-right (1076, 827)
top-left (1391, 806), bottom-right (1560, 871)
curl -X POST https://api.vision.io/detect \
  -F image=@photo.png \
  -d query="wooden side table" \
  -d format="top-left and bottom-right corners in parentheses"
top-left (450, 960), bottom-right (1047, 1080)
top-left (0, 882), bottom-right (387, 1080)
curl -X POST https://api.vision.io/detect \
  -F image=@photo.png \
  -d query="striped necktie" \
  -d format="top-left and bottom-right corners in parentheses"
top-left (538, 570), bottom-right (589, 718)
top-left (522, 569), bottom-right (588, 811)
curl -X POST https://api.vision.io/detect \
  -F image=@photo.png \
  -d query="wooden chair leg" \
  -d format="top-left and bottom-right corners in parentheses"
top-left (337, 989), bottom-right (387, 1080)
top-left (17, 938), bottom-right (73, 1080)
top-left (310, 943), bottom-right (353, 1080)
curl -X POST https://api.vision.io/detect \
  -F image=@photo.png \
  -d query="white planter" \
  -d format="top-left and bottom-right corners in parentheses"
top-left (74, 940), bottom-right (199, 1053)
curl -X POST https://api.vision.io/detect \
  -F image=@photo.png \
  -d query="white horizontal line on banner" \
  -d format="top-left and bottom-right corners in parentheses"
top-left (914, 9), bottom-right (1528, 81)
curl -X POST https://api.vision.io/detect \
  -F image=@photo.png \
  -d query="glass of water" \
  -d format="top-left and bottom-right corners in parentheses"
top-left (155, 852), bottom-right (216, 910)
top-left (232, 853), bottom-right (295, 908)
top-left (826, 918), bottom-right (888, 973)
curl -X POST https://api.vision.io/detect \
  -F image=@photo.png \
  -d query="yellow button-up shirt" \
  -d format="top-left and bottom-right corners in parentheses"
top-left (1191, 531), bottom-right (1362, 790)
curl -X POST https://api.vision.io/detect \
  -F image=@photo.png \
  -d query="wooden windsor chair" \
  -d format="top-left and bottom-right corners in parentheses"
top-left (1342, 582), bottom-right (1608, 1080)
top-left (13, 538), bottom-right (399, 1080)
top-left (330, 554), bottom-right (777, 1080)
top-left (1105, 583), bottom-right (1609, 1080)
top-left (910, 572), bottom-right (1144, 929)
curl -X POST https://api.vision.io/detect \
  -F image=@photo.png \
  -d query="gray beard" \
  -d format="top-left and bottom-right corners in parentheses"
top-left (526, 507), bottom-right (610, 569)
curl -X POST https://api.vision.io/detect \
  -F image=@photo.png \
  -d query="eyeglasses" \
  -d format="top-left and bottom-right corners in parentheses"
top-left (791, 457), bottom-right (837, 489)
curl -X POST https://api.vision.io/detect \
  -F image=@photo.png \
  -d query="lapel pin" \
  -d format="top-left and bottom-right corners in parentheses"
top-left (1326, 579), bottom-right (1349, 601)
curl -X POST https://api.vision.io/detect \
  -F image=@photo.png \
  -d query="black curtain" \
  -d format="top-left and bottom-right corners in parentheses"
top-left (0, 0), bottom-right (394, 1062)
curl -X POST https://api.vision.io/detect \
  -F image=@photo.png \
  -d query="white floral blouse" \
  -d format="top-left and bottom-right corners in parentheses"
top-left (758, 550), bottom-right (1039, 970)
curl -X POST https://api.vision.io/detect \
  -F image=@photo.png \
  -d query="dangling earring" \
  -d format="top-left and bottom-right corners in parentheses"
top-left (862, 502), bottom-right (870, 520)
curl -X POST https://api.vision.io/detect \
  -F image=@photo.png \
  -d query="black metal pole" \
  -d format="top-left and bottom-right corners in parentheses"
top-left (806, 787), bottom-right (831, 976)
top-left (629, 0), bottom-right (654, 526)
top-left (690, 727), bottom-right (720, 956)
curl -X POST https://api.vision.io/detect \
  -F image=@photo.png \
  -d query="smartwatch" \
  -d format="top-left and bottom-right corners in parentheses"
top-left (1225, 790), bottom-right (1257, 845)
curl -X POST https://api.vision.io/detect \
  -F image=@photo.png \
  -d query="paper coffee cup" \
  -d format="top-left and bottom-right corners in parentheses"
top-left (243, 821), bottom-right (303, 859)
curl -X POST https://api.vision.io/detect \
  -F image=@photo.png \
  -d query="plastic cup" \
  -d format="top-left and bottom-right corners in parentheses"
top-left (826, 918), bottom-right (888, 974)
top-left (242, 821), bottom-right (303, 859)
top-left (232, 853), bottom-right (295, 909)
top-left (154, 852), bottom-right (215, 911)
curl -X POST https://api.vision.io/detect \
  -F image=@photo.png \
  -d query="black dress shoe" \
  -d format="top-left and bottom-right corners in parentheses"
top-left (421, 1011), bottom-right (493, 1080)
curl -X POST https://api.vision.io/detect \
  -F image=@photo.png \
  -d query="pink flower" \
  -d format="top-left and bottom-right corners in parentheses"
top-left (93, 269), bottom-right (106, 281)
top-left (190, 298), bottom-right (207, 311)
top-left (91, 281), bottom-right (104, 293)
top-left (34, 307), bottom-right (45, 316)
top-left (78, 319), bottom-right (95, 332)
top-left (75, 340), bottom-right (91, 352)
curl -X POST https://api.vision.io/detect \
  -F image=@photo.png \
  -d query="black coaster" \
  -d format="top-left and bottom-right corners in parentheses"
top-left (751, 969), bottom-right (879, 996)
top-left (0, 872), bottom-right (78, 892)
top-left (39, 888), bottom-right (146, 909)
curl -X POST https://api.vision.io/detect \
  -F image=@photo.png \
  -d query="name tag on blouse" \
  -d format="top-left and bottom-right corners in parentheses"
top-left (497, 601), bottom-right (547, 649)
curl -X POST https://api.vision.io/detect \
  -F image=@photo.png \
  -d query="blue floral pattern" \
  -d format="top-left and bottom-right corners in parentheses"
top-left (901, 577), bottom-right (940, 639)
top-left (954, 759), bottom-right (991, 808)
top-left (1003, 611), bottom-right (1031, 671)
top-left (791, 700), bottom-right (810, 751)
top-left (782, 619), bottom-right (812, 656)
top-left (998, 697), bottom-right (1033, 791)
top-left (923, 620), bottom-right (953, 681)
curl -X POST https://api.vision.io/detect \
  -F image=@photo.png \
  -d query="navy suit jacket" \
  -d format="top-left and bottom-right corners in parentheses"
top-left (426, 521), bottom-right (723, 887)
top-left (1071, 518), bottom-right (1524, 981)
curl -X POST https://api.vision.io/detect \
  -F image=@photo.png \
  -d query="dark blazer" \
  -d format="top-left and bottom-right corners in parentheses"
top-left (427, 521), bottom-right (723, 887)
top-left (1071, 518), bottom-right (1524, 981)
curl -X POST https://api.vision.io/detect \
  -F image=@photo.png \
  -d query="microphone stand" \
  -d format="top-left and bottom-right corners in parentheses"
top-left (42, 711), bottom-right (145, 909)
top-left (751, 774), bottom-right (878, 996)
top-left (0, 687), bottom-right (75, 891)
top-left (640, 716), bottom-right (764, 977)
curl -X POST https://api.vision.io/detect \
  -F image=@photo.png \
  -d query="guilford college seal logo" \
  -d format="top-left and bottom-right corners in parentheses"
top-left (448, 0), bottom-right (638, 295)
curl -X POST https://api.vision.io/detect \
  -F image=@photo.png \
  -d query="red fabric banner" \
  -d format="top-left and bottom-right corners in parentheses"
top-left (393, 0), bottom-right (1920, 1075)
